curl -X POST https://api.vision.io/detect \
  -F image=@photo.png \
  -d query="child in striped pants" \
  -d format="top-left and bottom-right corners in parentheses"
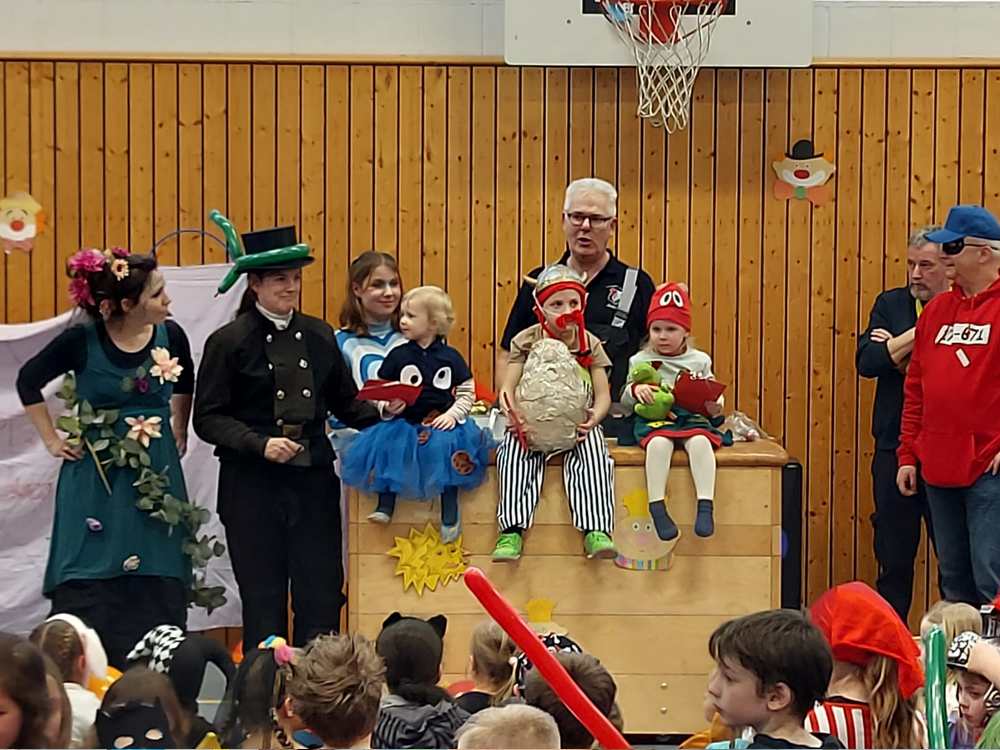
top-left (492, 264), bottom-right (617, 562)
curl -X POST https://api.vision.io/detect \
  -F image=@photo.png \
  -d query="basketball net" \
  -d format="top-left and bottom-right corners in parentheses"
top-left (601, 1), bottom-right (725, 132)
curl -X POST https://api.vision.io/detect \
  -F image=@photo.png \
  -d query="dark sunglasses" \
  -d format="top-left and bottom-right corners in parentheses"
top-left (942, 237), bottom-right (997, 255)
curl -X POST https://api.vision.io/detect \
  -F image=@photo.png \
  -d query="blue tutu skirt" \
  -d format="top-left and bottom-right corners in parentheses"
top-left (340, 418), bottom-right (492, 499)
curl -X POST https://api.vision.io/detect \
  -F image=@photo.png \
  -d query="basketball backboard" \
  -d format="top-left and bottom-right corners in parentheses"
top-left (505, 0), bottom-right (813, 67)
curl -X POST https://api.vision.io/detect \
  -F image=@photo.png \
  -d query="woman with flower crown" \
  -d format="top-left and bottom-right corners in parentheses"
top-left (15, 249), bottom-right (198, 668)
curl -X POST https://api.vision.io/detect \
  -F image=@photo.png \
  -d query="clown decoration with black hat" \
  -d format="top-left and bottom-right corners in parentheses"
top-left (621, 282), bottom-right (732, 543)
top-left (193, 212), bottom-right (381, 648)
top-left (493, 264), bottom-right (618, 563)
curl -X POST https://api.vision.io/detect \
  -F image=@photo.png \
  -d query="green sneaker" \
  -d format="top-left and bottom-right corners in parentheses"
top-left (584, 531), bottom-right (617, 560)
top-left (491, 532), bottom-right (523, 562)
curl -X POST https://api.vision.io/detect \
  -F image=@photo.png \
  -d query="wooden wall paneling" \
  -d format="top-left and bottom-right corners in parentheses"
top-left (519, 68), bottom-right (544, 275)
top-left (832, 69), bottom-right (862, 586)
top-left (423, 66), bottom-right (448, 288)
top-left (641, 118), bottom-right (666, 285)
top-left (856, 69), bottom-right (888, 587)
top-left (935, 70), bottom-right (960, 221)
top-left (960, 70), bottom-right (986, 205)
top-left (277, 66), bottom-right (307, 307)
top-left (570, 68), bottom-right (594, 184)
top-left (593, 69), bottom-right (619, 188)
top-left (398, 66), bottom-right (423, 280)
top-left (374, 65), bottom-right (399, 253)
top-left (104, 63), bottom-right (129, 249)
top-left (6, 62), bottom-right (31, 323)
top-left (54, 62), bottom-right (79, 314)
top-left (617, 70), bottom-right (642, 269)
top-left (300, 66), bottom-right (326, 318)
top-left (153, 64), bottom-right (178, 265)
top-left (760, 69), bottom-right (789, 441)
top-left (986, 72), bottom-right (1000, 217)
top-left (688, 71), bottom-right (716, 343)
top-left (736, 69), bottom-right (764, 422)
top-left (908, 67), bottom-right (936, 621)
top-left (495, 68), bottom-right (521, 357)
top-left (202, 64), bottom-right (227, 265)
top-left (544, 69), bottom-right (569, 264)
top-left (447, 67), bottom-right (472, 362)
top-left (129, 64), bottom-right (153, 255)
top-left (350, 66), bottom-right (374, 257)
top-left (325, 66), bottom-right (350, 322)
top-left (79, 63), bottom-right (103, 248)
top-left (252, 64), bottom-right (276, 232)
top-left (178, 64), bottom-right (204, 266)
top-left (806, 68), bottom-right (838, 603)
top-left (910, 70), bottom-right (936, 229)
top-left (226, 65), bottom-right (252, 238)
top-left (470, 67), bottom-right (496, 387)
top-left (885, 70), bottom-right (912, 289)
top-left (712, 69), bottom-right (740, 395)
top-left (29, 62), bottom-right (56, 320)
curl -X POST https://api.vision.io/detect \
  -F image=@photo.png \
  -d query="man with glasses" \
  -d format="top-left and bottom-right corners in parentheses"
top-left (897, 205), bottom-right (1000, 605)
top-left (856, 226), bottom-right (949, 620)
top-left (497, 178), bottom-right (655, 401)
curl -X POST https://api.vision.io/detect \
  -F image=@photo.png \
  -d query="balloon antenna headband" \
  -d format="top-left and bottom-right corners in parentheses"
top-left (209, 209), bottom-right (311, 295)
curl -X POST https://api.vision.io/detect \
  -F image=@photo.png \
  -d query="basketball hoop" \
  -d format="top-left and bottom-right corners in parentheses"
top-left (600, 0), bottom-right (725, 132)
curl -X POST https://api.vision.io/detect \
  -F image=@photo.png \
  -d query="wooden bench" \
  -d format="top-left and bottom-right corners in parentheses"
top-left (347, 439), bottom-right (794, 734)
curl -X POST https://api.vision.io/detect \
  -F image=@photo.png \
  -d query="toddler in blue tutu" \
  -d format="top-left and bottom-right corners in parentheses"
top-left (341, 286), bottom-right (491, 542)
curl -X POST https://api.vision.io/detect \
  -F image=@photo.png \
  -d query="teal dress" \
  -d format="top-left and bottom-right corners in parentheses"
top-left (44, 323), bottom-right (189, 593)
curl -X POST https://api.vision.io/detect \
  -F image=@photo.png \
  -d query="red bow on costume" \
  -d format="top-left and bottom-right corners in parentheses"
top-left (810, 582), bottom-right (924, 699)
top-left (774, 180), bottom-right (833, 206)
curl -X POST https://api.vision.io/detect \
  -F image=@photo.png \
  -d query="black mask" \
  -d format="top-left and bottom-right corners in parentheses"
top-left (96, 700), bottom-right (175, 749)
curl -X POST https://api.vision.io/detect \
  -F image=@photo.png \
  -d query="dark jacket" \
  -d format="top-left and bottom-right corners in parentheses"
top-left (855, 286), bottom-right (919, 451)
top-left (372, 695), bottom-right (470, 749)
top-left (194, 307), bottom-right (378, 465)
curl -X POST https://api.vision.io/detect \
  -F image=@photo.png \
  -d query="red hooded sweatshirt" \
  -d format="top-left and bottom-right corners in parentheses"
top-left (898, 275), bottom-right (1000, 486)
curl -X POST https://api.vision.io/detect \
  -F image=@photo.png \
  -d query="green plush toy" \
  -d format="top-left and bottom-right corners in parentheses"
top-left (630, 362), bottom-right (675, 421)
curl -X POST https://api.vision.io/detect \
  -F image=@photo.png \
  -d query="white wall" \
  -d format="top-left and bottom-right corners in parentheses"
top-left (5, 0), bottom-right (1000, 60)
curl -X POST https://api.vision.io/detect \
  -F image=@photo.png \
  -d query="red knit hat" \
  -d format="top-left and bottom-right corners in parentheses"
top-left (646, 282), bottom-right (691, 331)
top-left (810, 582), bottom-right (924, 699)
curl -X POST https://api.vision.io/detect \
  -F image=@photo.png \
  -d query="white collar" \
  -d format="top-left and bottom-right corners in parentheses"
top-left (256, 302), bottom-right (294, 331)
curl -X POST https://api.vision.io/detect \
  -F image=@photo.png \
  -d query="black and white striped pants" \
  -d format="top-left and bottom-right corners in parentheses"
top-left (496, 426), bottom-right (616, 534)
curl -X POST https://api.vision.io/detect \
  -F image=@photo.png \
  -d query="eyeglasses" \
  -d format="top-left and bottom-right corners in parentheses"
top-left (942, 238), bottom-right (996, 255)
top-left (565, 212), bottom-right (615, 228)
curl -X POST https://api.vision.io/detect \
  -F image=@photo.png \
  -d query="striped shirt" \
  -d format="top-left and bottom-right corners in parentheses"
top-left (806, 698), bottom-right (873, 749)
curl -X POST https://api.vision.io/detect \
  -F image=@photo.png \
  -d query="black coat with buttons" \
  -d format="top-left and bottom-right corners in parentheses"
top-left (193, 307), bottom-right (379, 466)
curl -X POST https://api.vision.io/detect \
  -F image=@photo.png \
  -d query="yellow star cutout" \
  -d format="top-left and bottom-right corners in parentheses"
top-left (387, 523), bottom-right (469, 596)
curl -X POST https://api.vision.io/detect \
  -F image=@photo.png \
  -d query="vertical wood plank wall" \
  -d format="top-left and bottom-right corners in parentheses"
top-left (5, 60), bottom-right (996, 628)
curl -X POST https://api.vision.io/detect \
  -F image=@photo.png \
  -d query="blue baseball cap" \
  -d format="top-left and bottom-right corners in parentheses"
top-left (927, 205), bottom-right (1000, 244)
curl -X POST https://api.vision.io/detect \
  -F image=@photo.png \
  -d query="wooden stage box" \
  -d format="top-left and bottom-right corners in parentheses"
top-left (347, 440), bottom-right (793, 734)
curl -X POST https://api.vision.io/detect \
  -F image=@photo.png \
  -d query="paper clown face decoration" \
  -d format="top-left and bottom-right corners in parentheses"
top-left (0, 192), bottom-right (44, 254)
top-left (613, 489), bottom-right (679, 571)
top-left (773, 139), bottom-right (836, 206)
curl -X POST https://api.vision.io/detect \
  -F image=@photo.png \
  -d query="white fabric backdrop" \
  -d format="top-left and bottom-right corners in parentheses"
top-left (0, 265), bottom-right (244, 635)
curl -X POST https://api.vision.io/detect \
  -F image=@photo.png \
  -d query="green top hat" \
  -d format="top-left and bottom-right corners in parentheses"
top-left (210, 210), bottom-right (313, 294)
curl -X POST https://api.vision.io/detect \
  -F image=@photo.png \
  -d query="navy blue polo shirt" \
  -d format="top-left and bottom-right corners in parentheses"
top-left (378, 339), bottom-right (471, 423)
top-left (499, 250), bottom-right (655, 398)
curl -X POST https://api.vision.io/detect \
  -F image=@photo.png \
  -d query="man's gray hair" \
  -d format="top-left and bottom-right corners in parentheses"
top-left (564, 178), bottom-right (618, 215)
top-left (908, 225), bottom-right (942, 249)
top-left (455, 704), bottom-right (561, 750)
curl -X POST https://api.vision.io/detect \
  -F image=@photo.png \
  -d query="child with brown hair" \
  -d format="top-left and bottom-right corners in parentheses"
top-left (342, 286), bottom-right (491, 543)
top-left (0, 633), bottom-right (51, 750)
top-left (286, 633), bottom-right (385, 748)
top-left (29, 614), bottom-right (107, 747)
top-left (807, 582), bottom-right (926, 749)
top-left (457, 620), bottom-right (519, 714)
top-left (40, 653), bottom-right (73, 748)
top-left (456, 704), bottom-right (561, 750)
top-left (707, 610), bottom-right (842, 749)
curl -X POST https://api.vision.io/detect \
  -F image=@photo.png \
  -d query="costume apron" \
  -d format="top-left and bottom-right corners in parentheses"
top-left (45, 323), bottom-right (189, 594)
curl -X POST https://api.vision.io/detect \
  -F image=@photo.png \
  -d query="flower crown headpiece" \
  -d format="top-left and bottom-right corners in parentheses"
top-left (67, 247), bottom-right (130, 307)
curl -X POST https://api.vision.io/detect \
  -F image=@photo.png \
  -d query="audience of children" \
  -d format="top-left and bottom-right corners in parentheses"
top-left (0, 632), bottom-right (54, 750)
top-left (455, 705), bottom-right (561, 750)
top-left (93, 667), bottom-right (190, 749)
top-left (456, 621), bottom-right (518, 714)
top-left (40, 653), bottom-right (73, 748)
top-left (29, 614), bottom-right (106, 747)
top-left (806, 582), bottom-right (926, 749)
top-left (372, 612), bottom-right (470, 749)
top-left (945, 631), bottom-right (1000, 748)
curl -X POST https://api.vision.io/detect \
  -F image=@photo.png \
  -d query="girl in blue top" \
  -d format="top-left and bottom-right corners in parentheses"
top-left (329, 251), bottom-right (407, 454)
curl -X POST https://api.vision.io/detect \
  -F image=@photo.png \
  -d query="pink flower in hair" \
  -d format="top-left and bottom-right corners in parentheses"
top-left (68, 249), bottom-right (106, 274)
top-left (68, 276), bottom-right (94, 306)
top-left (109, 246), bottom-right (129, 259)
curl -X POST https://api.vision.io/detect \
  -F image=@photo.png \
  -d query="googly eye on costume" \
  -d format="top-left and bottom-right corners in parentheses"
top-left (432, 366), bottom-right (453, 390)
top-left (399, 364), bottom-right (423, 387)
